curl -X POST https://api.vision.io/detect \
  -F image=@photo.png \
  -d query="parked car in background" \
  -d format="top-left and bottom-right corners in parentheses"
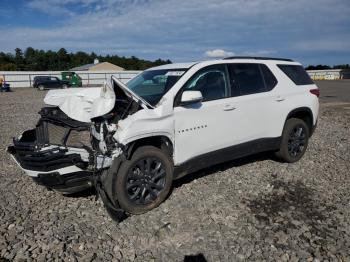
top-left (33, 76), bottom-right (71, 90)
top-left (8, 57), bottom-right (319, 221)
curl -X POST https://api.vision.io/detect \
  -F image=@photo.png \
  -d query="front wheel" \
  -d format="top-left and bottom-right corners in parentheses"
top-left (62, 84), bottom-right (68, 89)
top-left (38, 85), bottom-right (45, 91)
top-left (275, 118), bottom-right (309, 163)
top-left (113, 146), bottom-right (173, 215)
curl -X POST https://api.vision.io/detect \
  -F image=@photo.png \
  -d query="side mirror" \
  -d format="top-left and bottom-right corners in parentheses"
top-left (180, 91), bottom-right (203, 105)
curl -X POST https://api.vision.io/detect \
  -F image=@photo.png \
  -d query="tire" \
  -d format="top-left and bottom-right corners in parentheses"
top-left (112, 146), bottom-right (173, 215)
top-left (62, 84), bottom-right (68, 89)
top-left (38, 85), bottom-right (45, 91)
top-left (275, 118), bottom-right (309, 163)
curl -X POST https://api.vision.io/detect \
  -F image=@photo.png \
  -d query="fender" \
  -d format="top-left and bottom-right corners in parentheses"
top-left (124, 134), bottom-right (174, 160)
top-left (122, 131), bottom-right (174, 147)
top-left (283, 107), bottom-right (314, 136)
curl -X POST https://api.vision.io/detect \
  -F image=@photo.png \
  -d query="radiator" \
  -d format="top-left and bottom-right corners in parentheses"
top-left (36, 121), bottom-right (90, 148)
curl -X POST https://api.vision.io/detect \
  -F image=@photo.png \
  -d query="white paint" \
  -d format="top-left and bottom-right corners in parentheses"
top-left (44, 75), bottom-right (154, 123)
top-left (110, 58), bottom-right (319, 166)
top-left (44, 85), bottom-right (112, 123)
top-left (180, 90), bottom-right (203, 103)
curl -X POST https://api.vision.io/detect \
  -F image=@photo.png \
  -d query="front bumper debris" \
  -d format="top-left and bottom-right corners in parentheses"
top-left (8, 112), bottom-right (93, 194)
top-left (8, 144), bottom-right (87, 172)
top-left (33, 171), bottom-right (93, 194)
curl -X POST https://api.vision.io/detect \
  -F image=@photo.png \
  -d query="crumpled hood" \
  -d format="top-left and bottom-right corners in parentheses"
top-left (44, 80), bottom-right (116, 123)
top-left (111, 76), bottom-right (154, 109)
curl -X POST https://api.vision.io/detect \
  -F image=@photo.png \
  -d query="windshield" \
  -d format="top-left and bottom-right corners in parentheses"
top-left (126, 69), bottom-right (187, 106)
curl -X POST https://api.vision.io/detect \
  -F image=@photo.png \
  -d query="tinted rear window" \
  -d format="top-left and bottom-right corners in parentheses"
top-left (278, 65), bottom-right (314, 85)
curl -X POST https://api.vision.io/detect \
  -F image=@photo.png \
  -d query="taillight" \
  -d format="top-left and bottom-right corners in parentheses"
top-left (310, 89), bottom-right (320, 97)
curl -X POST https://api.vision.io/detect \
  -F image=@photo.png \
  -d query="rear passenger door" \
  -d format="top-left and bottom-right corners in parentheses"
top-left (226, 63), bottom-right (282, 143)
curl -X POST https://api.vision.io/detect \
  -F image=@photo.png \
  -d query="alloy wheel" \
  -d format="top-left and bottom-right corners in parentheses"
top-left (287, 125), bottom-right (306, 157)
top-left (126, 157), bottom-right (166, 205)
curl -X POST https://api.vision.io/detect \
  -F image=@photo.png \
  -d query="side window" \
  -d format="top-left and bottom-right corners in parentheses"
top-left (182, 64), bottom-right (230, 102)
top-left (260, 64), bottom-right (278, 91)
top-left (229, 63), bottom-right (266, 96)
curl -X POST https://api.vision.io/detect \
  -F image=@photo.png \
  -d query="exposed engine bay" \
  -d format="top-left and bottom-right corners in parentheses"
top-left (89, 84), bottom-right (142, 168)
top-left (41, 78), bottom-right (143, 171)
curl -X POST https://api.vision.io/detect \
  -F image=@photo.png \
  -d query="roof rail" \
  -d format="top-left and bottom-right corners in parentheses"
top-left (223, 56), bottom-right (294, 62)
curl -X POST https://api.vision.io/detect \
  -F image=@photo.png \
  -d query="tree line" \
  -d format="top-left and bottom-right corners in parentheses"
top-left (305, 64), bottom-right (350, 70)
top-left (1, 48), bottom-right (348, 71)
top-left (0, 47), bottom-right (172, 71)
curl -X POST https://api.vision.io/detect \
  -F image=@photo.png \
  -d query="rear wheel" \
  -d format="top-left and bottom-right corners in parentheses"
top-left (275, 118), bottom-right (309, 163)
top-left (113, 146), bottom-right (173, 214)
top-left (38, 85), bottom-right (45, 91)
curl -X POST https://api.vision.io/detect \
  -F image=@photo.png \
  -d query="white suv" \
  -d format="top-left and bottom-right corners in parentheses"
top-left (8, 57), bottom-right (319, 221)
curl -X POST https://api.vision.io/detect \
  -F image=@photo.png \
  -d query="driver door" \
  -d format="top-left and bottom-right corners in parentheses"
top-left (173, 64), bottom-right (236, 165)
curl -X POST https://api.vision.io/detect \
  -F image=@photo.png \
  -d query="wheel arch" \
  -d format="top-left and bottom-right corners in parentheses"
top-left (284, 107), bottom-right (314, 136)
top-left (125, 135), bottom-right (174, 160)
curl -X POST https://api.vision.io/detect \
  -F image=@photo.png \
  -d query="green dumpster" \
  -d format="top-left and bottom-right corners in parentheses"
top-left (61, 72), bottom-right (82, 87)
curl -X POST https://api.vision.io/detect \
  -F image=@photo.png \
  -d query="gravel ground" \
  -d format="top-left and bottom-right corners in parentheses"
top-left (0, 88), bottom-right (349, 262)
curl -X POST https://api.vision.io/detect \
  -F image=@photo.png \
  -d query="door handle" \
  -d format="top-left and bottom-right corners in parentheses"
top-left (223, 105), bottom-right (236, 111)
top-left (275, 96), bottom-right (285, 102)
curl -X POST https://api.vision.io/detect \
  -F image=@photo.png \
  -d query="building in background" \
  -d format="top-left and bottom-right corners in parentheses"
top-left (71, 59), bottom-right (125, 71)
top-left (307, 69), bottom-right (350, 80)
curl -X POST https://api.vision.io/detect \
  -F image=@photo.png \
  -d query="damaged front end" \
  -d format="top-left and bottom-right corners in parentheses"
top-left (8, 77), bottom-right (144, 199)
top-left (8, 77), bottom-right (148, 222)
top-left (8, 106), bottom-right (94, 194)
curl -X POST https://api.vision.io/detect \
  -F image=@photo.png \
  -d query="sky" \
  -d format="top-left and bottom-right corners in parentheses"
top-left (0, 0), bottom-right (349, 65)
